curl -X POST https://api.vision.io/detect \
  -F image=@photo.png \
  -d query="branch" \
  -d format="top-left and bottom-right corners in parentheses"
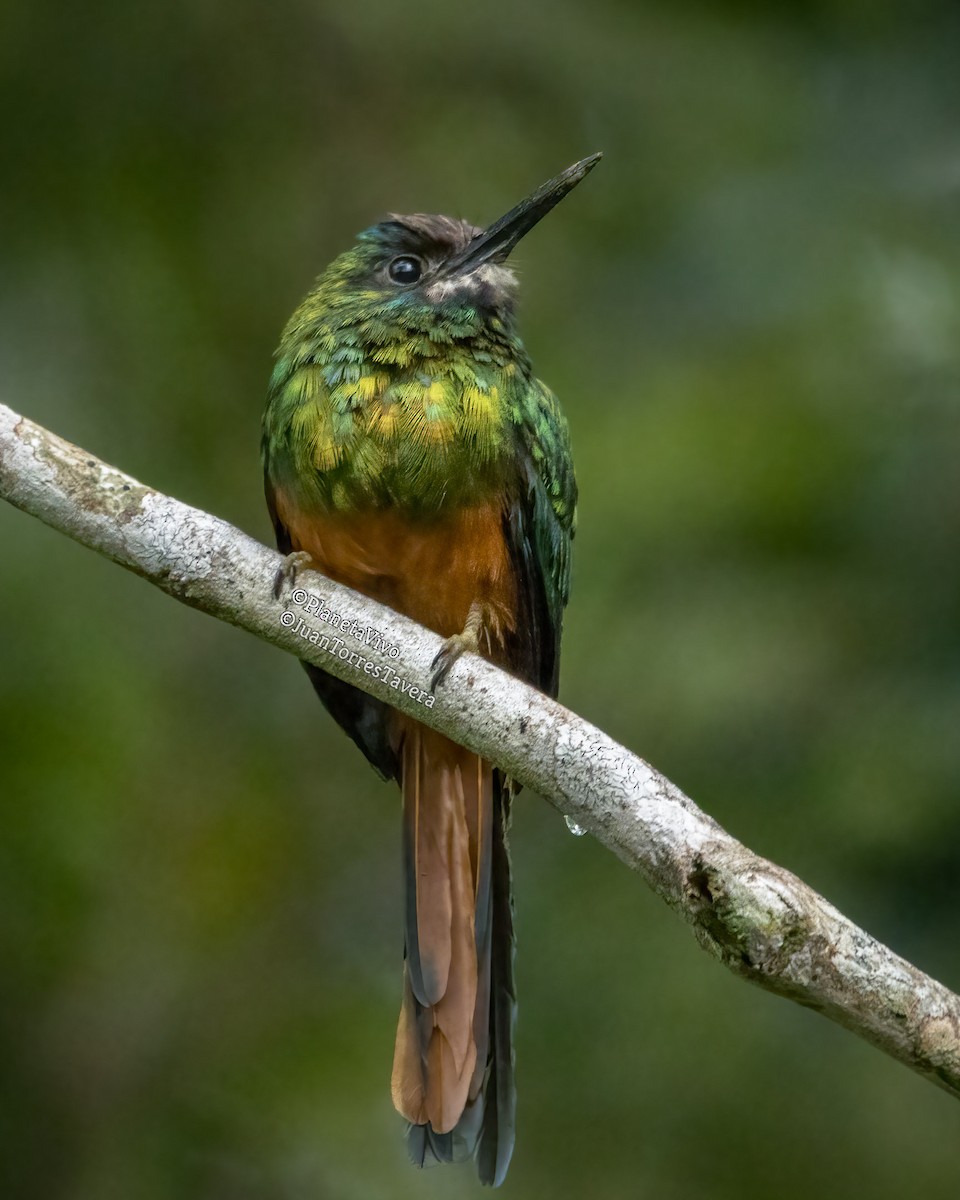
top-left (2, 400), bottom-right (959, 1100)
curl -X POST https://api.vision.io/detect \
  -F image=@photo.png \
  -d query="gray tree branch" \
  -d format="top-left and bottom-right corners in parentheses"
top-left (2, 400), bottom-right (958, 1101)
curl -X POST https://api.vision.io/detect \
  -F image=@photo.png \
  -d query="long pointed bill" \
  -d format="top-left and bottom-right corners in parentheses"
top-left (441, 152), bottom-right (602, 278)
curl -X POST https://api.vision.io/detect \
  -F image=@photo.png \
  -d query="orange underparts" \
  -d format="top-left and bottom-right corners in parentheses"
top-left (273, 490), bottom-right (518, 649)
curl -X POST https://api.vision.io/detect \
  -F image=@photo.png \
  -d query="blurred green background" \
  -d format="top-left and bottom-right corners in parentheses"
top-left (2, 1), bottom-right (959, 1196)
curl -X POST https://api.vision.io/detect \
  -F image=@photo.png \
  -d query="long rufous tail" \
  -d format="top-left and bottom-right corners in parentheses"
top-left (391, 723), bottom-right (516, 1187)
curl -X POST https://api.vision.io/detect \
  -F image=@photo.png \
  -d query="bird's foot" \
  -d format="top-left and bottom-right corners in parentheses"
top-left (272, 550), bottom-right (313, 599)
top-left (430, 631), bottom-right (480, 690)
top-left (430, 603), bottom-right (485, 690)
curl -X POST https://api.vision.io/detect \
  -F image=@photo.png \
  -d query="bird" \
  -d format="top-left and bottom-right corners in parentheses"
top-left (261, 153), bottom-right (599, 1186)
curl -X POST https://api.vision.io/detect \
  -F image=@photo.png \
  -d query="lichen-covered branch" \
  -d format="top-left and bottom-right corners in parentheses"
top-left (2, 400), bottom-right (958, 1100)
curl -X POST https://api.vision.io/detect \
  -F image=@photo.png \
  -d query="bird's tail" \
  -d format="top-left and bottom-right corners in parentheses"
top-left (391, 722), bottom-right (516, 1187)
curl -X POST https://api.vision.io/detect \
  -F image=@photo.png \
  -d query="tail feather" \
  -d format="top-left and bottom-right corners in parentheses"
top-left (401, 735), bottom-right (452, 1007)
top-left (477, 777), bottom-right (517, 1187)
top-left (391, 724), bottom-right (517, 1185)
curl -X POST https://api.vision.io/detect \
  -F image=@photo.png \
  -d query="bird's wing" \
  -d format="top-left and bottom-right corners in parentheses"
top-left (503, 377), bottom-right (577, 698)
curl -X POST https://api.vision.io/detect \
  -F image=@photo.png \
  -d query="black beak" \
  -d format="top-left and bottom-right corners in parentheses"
top-left (441, 152), bottom-right (602, 278)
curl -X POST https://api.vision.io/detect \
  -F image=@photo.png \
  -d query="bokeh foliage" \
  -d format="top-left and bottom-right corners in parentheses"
top-left (2, 1), bottom-right (959, 1196)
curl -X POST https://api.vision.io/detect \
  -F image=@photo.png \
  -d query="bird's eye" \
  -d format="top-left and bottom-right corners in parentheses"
top-left (388, 255), bottom-right (423, 285)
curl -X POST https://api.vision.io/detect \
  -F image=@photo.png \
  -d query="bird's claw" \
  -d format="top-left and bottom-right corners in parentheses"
top-left (273, 550), bottom-right (313, 599)
top-left (430, 630), bottom-right (480, 691)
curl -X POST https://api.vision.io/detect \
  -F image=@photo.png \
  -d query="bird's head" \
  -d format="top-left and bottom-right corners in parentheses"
top-left (283, 154), bottom-right (601, 362)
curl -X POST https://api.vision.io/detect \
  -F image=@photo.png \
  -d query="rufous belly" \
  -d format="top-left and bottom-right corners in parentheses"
top-left (273, 490), bottom-right (518, 654)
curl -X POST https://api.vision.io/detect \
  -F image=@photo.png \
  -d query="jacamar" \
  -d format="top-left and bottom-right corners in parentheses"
top-left (261, 154), bottom-right (599, 1186)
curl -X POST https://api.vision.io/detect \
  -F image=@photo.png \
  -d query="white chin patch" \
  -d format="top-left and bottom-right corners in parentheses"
top-left (425, 262), bottom-right (518, 307)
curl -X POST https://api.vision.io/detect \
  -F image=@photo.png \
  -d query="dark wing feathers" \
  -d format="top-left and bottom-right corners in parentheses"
top-left (503, 378), bottom-right (577, 698)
